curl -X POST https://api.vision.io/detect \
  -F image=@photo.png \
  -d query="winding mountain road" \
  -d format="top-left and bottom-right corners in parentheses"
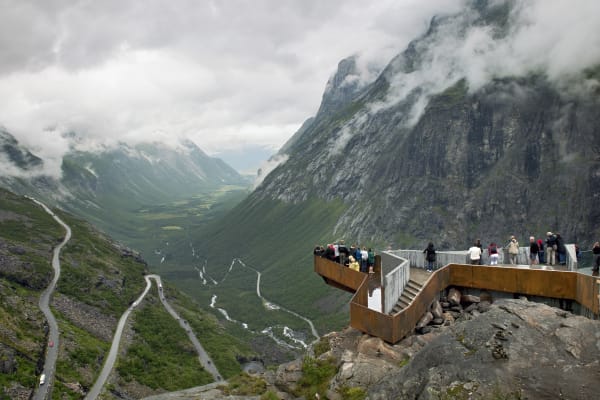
top-left (235, 258), bottom-right (319, 342)
top-left (28, 198), bottom-right (72, 400)
top-left (28, 197), bottom-right (221, 399)
top-left (85, 275), bottom-right (222, 400)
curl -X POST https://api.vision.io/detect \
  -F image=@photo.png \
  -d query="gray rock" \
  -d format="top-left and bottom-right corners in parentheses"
top-left (448, 288), bottom-right (461, 306)
top-left (464, 303), bottom-right (477, 313)
top-left (477, 301), bottom-right (492, 313)
top-left (462, 294), bottom-right (480, 304)
top-left (367, 299), bottom-right (600, 399)
top-left (416, 312), bottom-right (433, 329)
top-left (430, 300), bottom-right (444, 319)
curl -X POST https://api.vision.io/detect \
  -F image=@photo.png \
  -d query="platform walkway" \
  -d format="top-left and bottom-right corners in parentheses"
top-left (315, 255), bottom-right (600, 344)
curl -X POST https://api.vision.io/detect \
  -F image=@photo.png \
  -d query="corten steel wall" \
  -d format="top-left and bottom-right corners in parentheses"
top-left (316, 259), bottom-right (599, 344)
top-left (314, 256), bottom-right (365, 292)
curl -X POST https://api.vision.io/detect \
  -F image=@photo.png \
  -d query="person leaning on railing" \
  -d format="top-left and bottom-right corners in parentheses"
top-left (593, 242), bottom-right (600, 275)
top-left (348, 255), bottom-right (360, 271)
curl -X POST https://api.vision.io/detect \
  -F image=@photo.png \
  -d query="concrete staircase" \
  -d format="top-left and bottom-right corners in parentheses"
top-left (390, 279), bottom-right (423, 314)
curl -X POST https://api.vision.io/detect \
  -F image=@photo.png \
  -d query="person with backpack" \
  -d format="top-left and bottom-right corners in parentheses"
top-left (529, 236), bottom-right (539, 266)
top-left (592, 242), bottom-right (600, 275)
top-left (367, 248), bottom-right (375, 273)
top-left (423, 242), bottom-right (436, 272)
top-left (488, 242), bottom-right (499, 265)
top-left (360, 247), bottom-right (369, 273)
top-left (475, 239), bottom-right (484, 265)
top-left (507, 236), bottom-right (519, 265)
top-left (354, 246), bottom-right (362, 267)
top-left (556, 233), bottom-right (566, 265)
top-left (537, 238), bottom-right (545, 264)
top-left (546, 232), bottom-right (557, 265)
top-left (338, 240), bottom-right (349, 266)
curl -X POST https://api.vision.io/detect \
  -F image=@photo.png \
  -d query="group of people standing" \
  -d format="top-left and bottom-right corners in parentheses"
top-left (468, 233), bottom-right (569, 266)
top-left (425, 231), bottom-right (572, 269)
top-left (314, 241), bottom-right (375, 273)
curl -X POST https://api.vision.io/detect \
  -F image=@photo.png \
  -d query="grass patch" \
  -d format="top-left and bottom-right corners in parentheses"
top-left (117, 300), bottom-right (213, 390)
top-left (293, 356), bottom-right (338, 398)
top-left (312, 337), bottom-right (331, 358)
top-left (219, 372), bottom-right (267, 396)
top-left (339, 386), bottom-right (367, 400)
top-left (165, 284), bottom-right (255, 379)
top-left (55, 315), bottom-right (110, 388)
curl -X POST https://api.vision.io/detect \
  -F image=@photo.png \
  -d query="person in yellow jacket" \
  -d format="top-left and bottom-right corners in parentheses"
top-left (348, 255), bottom-right (360, 271)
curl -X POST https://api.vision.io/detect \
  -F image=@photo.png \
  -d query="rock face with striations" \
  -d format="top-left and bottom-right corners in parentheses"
top-left (254, 0), bottom-right (600, 248)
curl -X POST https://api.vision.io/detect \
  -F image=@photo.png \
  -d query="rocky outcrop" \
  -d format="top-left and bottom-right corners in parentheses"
top-left (368, 299), bottom-right (600, 399)
top-left (51, 294), bottom-right (117, 342)
top-left (135, 299), bottom-right (600, 399)
top-left (0, 238), bottom-right (52, 290)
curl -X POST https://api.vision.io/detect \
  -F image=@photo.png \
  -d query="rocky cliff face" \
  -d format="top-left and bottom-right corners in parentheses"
top-left (138, 298), bottom-right (600, 399)
top-left (255, 0), bottom-right (600, 248)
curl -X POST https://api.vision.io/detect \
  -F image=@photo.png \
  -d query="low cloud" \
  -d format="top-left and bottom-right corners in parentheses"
top-left (0, 0), bottom-right (464, 174)
top-left (254, 154), bottom-right (289, 189)
top-left (371, 0), bottom-right (600, 126)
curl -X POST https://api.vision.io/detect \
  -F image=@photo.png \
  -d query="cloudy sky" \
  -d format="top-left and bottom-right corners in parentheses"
top-left (0, 0), bottom-right (464, 172)
top-left (1, 0), bottom-right (599, 175)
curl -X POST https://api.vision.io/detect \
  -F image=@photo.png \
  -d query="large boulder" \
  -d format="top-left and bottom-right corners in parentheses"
top-left (448, 288), bottom-right (461, 306)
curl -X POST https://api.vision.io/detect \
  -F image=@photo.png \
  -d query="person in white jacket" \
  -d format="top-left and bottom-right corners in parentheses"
top-left (468, 242), bottom-right (482, 265)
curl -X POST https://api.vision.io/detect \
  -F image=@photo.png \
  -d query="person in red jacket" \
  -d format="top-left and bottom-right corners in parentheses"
top-left (487, 242), bottom-right (499, 265)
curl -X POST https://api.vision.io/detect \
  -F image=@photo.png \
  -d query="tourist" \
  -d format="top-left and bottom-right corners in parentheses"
top-left (333, 242), bottom-right (340, 263)
top-left (360, 247), bottom-right (369, 273)
top-left (537, 238), bottom-right (545, 264)
top-left (367, 248), bottom-right (375, 273)
top-left (593, 242), bottom-right (600, 275)
top-left (507, 236), bottom-right (519, 265)
top-left (468, 242), bottom-right (482, 265)
top-left (556, 233), bottom-right (566, 265)
top-left (338, 240), bottom-right (349, 266)
top-left (476, 239), bottom-right (484, 265)
top-left (529, 236), bottom-right (539, 265)
top-left (354, 245), bottom-right (362, 265)
top-left (423, 242), bottom-right (436, 272)
top-left (487, 242), bottom-right (499, 265)
top-left (546, 232), bottom-right (557, 265)
top-left (326, 244), bottom-right (336, 261)
top-left (348, 255), bottom-right (360, 271)
top-left (313, 245), bottom-right (324, 257)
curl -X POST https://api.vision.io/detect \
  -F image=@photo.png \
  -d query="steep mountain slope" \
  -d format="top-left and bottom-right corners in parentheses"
top-left (0, 129), bottom-right (43, 173)
top-left (0, 134), bottom-right (250, 257)
top-left (189, 0), bottom-right (600, 335)
top-left (0, 188), bottom-right (252, 399)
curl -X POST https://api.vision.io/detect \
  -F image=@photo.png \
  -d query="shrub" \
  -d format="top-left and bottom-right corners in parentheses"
top-left (293, 356), bottom-right (338, 398)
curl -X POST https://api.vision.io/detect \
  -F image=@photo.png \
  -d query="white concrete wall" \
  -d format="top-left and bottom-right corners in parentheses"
top-left (380, 251), bottom-right (410, 314)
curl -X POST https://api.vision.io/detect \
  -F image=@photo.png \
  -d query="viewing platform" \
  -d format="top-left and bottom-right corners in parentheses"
top-left (315, 248), bottom-right (600, 344)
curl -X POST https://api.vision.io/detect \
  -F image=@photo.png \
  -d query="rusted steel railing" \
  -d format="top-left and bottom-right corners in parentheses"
top-left (316, 257), bottom-right (600, 344)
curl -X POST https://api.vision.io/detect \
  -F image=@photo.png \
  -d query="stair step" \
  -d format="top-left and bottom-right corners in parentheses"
top-left (406, 280), bottom-right (423, 290)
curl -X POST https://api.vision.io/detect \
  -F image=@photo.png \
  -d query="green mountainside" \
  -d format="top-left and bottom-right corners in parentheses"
top-left (176, 0), bottom-right (600, 340)
top-left (2, 0), bottom-right (599, 383)
top-left (0, 188), bottom-right (252, 399)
